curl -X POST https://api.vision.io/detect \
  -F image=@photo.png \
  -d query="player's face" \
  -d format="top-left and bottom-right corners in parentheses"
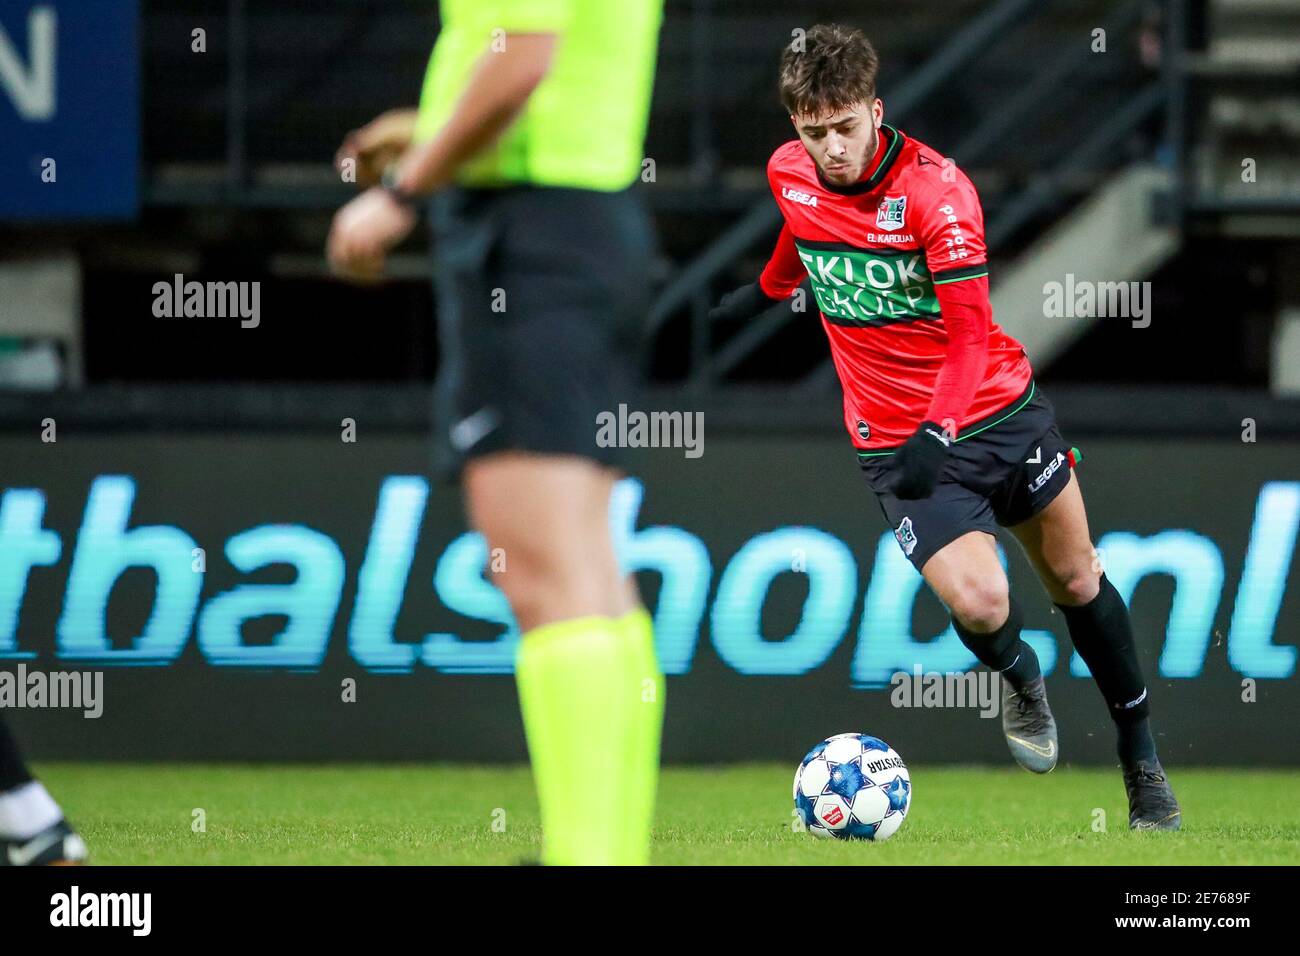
top-left (791, 100), bottom-right (883, 186)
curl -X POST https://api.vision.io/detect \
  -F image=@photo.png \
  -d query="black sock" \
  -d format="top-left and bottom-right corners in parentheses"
top-left (1056, 573), bottom-right (1157, 766)
top-left (0, 714), bottom-right (34, 792)
top-left (952, 598), bottom-right (1042, 692)
top-left (999, 644), bottom-right (1043, 692)
top-left (1117, 716), bottom-right (1157, 766)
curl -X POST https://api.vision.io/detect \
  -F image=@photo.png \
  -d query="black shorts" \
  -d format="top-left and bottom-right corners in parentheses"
top-left (858, 382), bottom-right (1079, 571)
top-left (429, 184), bottom-right (655, 478)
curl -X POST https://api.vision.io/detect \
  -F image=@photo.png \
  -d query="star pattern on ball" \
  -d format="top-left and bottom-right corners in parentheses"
top-left (801, 740), bottom-right (830, 764)
top-left (858, 735), bottom-right (890, 753)
top-left (883, 775), bottom-right (910, 815)
top-left (827, 760), bottom-right (866, 800)
top-left (843, 818), bottom-right (880, 840)
top-left (795, 790), bottom-right (817, 825)
top-left (795, 735), bottom-right (909, 842)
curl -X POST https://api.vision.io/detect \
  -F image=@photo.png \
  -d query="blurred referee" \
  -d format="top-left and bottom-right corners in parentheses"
top-left (329, 0), bottom-right (664, 865)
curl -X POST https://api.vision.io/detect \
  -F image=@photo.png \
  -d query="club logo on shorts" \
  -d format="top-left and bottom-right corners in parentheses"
top-left (894, 516), bottom-right (917, 557)
top-left (856, 419), bottom-right (870, 441)
top-left (876, 195), bottom-right (907, 232)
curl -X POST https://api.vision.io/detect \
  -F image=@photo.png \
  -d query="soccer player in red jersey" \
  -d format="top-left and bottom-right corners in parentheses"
top-left (712, 24), bottom-right (1180, 829)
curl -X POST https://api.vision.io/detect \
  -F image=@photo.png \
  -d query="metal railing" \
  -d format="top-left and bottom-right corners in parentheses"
top-left (133, 0), bottom-right (1298, 394)
top-left (651, 0), bottom-right (1182, 395)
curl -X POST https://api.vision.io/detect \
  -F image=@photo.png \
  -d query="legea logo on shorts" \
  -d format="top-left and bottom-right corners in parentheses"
top-left (1028, 452), bottom-right (1066, 493)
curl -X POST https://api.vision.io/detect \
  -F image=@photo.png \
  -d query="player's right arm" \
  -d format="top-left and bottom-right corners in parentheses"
top-left (710, 166), bottom-right (807, 322)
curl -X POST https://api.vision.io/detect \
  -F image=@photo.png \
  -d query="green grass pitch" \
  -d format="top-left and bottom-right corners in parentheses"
top-left (34, 763), bottom-right (1300, 865)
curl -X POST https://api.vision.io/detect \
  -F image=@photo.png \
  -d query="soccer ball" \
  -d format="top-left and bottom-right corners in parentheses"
top-left (793, 733), bottom-right (911, 840)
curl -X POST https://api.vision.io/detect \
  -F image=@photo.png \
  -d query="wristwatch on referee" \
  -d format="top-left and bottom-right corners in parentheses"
top-left (380, 164), bottom-right (420, 209)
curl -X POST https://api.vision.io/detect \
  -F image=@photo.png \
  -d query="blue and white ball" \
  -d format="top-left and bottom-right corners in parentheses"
top-left (793, 733), bottom-right (911, 841)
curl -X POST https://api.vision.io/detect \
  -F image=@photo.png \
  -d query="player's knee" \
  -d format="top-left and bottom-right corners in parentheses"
top-left (948, 576), bottom-right (1010, 634)
top-left (1053, 563), bottom-right (1101, 607)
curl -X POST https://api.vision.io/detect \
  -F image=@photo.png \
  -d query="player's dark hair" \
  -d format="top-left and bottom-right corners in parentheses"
top-left (778, 24), bottom-right (880, 117)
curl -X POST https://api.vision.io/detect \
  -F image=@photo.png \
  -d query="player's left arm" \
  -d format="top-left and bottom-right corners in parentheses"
top-left (890, 170), bottom-right (993, 499)
top-left (328, 1), bottom-right (568, 281)
top-left (922, 171), bottom-right (992, 435)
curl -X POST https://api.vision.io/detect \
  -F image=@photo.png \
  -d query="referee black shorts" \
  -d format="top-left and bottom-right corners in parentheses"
top-left (858, 383), bottom-right (1080, 572)
top-left (429, 184), bottom-right (655, 479)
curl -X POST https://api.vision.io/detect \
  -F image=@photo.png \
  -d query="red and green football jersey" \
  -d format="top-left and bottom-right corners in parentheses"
top-left (760, 124), bottom-right (1033, 450)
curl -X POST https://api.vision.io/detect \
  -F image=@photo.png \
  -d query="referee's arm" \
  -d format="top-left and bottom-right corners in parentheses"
top-left (389, 33), bottom-right (559, 198)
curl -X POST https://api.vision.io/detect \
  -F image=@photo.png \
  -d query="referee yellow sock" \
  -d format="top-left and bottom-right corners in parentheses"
top-left (515, 610), bottom-right (664, 865)
top-left (616, 607), bottom-right (665, 865)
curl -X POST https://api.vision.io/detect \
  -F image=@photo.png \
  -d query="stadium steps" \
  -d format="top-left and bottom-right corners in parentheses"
top-left (990, 164), bottom-right (1180, 367)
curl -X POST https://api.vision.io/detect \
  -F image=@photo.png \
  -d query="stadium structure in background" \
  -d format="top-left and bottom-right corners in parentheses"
top-left (1, 0), bottom-right (1299, 763)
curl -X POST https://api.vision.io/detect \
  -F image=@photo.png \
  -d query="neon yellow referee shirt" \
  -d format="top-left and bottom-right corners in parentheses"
top-left (414, 0), bottom-right (663, 191)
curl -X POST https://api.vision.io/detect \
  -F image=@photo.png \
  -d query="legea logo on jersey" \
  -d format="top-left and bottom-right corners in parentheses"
top-left (876, 196), bottom-right (907, 231)
top-left (782, 186), bottom-right (818, 208)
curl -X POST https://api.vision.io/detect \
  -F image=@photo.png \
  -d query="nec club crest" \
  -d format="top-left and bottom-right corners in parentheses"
top-left (894, 517), bottom-right (918, 557)
top-left (876, 195), bottom-right (907, 231)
